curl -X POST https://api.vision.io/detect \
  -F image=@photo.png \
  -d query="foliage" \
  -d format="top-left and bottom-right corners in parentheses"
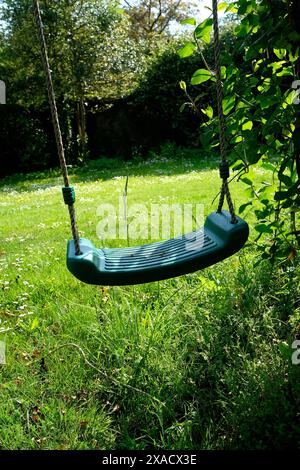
top-left (129, 23), bottom-right (243, 150)
top-left (179, 0), bottom-right (300, 262)
top-left (0, 0), bottom-right (145, 163)
top-left (131, 41), bottom-right (211, 147)
top-left (1, 1), bottom-right (201, 168)
top-left (0, 104), bottom-right (55, 177)
top-left (1, 0), bottom-right (120, 100)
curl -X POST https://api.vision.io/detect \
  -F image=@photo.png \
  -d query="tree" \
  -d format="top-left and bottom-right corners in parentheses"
top-left (0, 0), bottom-right (142, 160)
top-left (123, 0), bottom-right (196, 38)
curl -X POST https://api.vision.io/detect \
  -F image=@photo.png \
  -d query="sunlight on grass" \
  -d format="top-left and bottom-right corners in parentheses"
top-left (0, 157), bottom-right (299, 450)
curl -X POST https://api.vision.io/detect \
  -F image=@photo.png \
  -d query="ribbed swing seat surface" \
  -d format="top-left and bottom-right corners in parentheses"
top-left (67, 210), bottom-right (249, 286)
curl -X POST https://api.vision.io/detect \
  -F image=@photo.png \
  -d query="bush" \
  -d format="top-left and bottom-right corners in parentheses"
top-left (131, 45), bottom-right (204, 148)
top-left (0, 105), bottom-right (56, 177)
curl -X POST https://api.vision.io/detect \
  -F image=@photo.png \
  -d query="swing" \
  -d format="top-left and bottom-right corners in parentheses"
top-left (33, 0), bottom-right (249, 286)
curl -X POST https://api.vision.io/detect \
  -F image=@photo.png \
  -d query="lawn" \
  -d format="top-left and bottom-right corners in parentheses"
top-left (0, 152), bottom-right (299, 450)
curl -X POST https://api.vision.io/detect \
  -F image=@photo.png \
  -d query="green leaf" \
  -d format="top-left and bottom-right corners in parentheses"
top-left (253, 59), bottom-right (263, 72)
top-left (238, 1), bottom-right (255, 15)
top-left (249, 76), bottom-right (259, 87)
top-left (257, 77), bottom-right (271, 93)
top-left (255, 208), bottom-right (269, 220)
top-left (194, 18), bottom-right (213, 44)
top-left (255, 224), bottom-right (273, 234)
top-left (257, 94), bottom-right (278, 109)
top-left (180, 18), bottom-right (196, 26)
top-left (258, 183), bottom-right (274, 199)
top-left (191, 69), bottom-right (212, 85)
top-left (179, 80), bottom-right (186, 91)
top-left (239, 202), bottom-right (252, 214)
top-left (222, 95), bottom-right (236, 115)
top-left (232, 160), bottom-right (246, 171)
top-left (268, 60), bottom-right (286, 73)
top-left (221, 66), bottom-right (226, 79)
top-left (235, 22), bottom-right (252, 37)
top-left (274, 190), bottom-right (289, 201)
top-left (200, 128), bottom-right (214, 147)
top-left (289, 47), bottom-right (299, 62)
top-left (201, 105), bottom-right (213, 119)
top-left (273, 48), bottom-right (286, 59)
top-left (177, 42), bottom-right (196, 58)
top-left (231, 135), bottom-right (243, 143)
top-left (236, 100), bottom-right (248, 109)
top-left (285, 89), bottom-right (298, 105)
top-left (218, 2), bottom-right (228, 11)
top-left (278, 173), bottom-right (292, 187)
top-left (277, 66), bottom-right (294, 77)
top-left (242, 120), bottom-right (253, 131)
top-left (226, 3), bottom-right (238, 13)
top-left (240, 177), bottom-right (253, 186)
top-left (261, 162), bottom-right (276, 172)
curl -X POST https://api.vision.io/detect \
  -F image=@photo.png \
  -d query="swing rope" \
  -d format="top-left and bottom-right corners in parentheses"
top-left (212, 0), bottom-right (237, 224)
top-left (32, 0), bottom-right (82, 255)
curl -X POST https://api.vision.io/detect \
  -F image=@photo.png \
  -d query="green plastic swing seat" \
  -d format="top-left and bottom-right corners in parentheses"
top-left (66, 210), bottom-right (249, 286)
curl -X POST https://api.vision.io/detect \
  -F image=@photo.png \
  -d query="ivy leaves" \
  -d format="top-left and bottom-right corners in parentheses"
top-left (191, 69), bottom-right (212, 85)
top-left (177, 42), bottom-right (196, 59)
top-left (177, 17), bottom-right (213, 60)
top-left (194, 19), bottom-right (213, 44)
top-left (178, 0), bottom-right (300, 261)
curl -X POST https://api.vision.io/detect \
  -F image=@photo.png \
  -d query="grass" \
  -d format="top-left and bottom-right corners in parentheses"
top-left (0, 152), bottom-right (300, 450)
